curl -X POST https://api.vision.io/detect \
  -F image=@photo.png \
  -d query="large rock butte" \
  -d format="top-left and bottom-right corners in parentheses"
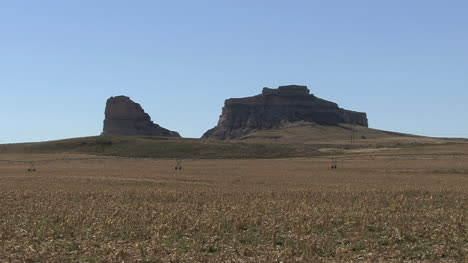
top-left (102, 96), bottom-right (180, 137)
top-left (202, 85), bottom-right (368, 140)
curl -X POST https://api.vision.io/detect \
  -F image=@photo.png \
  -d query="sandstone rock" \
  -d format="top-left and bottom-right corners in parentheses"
top-left (202, 85), bottom-right (368, 140)
top-left (102, 96), bottom-right (180, 137)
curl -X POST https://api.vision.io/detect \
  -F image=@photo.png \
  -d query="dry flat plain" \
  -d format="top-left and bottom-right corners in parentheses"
top-left (0, 144), bottom-right (467, 262)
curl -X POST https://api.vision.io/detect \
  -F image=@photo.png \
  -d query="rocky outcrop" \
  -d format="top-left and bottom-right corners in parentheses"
top-left (202, 85), bottom-right (368, 140)
top-left (102, 96), bottom-right (180, 137)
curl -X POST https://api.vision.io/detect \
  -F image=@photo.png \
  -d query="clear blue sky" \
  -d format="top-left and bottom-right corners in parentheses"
top-left (1, 0), bottom-right (467, 143)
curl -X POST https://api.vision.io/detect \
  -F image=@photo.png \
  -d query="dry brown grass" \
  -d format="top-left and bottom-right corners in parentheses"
top-left (0, 146), bottom-right (467, 262)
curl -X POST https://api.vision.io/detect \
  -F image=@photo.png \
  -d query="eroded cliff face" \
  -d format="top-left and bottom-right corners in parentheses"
top-left (102, 96), bottom-right (180, 137)
top-left (202, 85), bottom-right (368, 140)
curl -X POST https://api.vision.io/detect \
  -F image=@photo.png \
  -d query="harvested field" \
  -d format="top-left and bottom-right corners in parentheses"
top-left (0, 147), bottom-right (467, 262)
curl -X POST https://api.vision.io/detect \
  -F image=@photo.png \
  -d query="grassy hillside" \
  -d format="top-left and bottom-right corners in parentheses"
top-left (237, 122), bottom-right (410, 142)
top-left (236, 122), bottom-right (462, 146)
top-left (1, 123), bottom-right (465, 159)
top-left (0, 135), bottom-right (321, 159)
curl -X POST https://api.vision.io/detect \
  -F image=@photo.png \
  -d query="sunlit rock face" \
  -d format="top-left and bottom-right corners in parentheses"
top-left (102, 96), bottom-right (180, 137)
top-left (202, 85), bottom-right (368, 140)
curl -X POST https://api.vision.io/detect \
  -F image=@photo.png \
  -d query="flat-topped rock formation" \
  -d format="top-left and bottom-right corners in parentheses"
top-left (102, 96), bottom-right (180, 137)
top-left (202, 85), bottom-right (368, 140)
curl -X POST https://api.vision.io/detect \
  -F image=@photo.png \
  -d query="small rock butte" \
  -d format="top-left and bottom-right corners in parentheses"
top-left (102, 96), bottom-right (180, 137)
